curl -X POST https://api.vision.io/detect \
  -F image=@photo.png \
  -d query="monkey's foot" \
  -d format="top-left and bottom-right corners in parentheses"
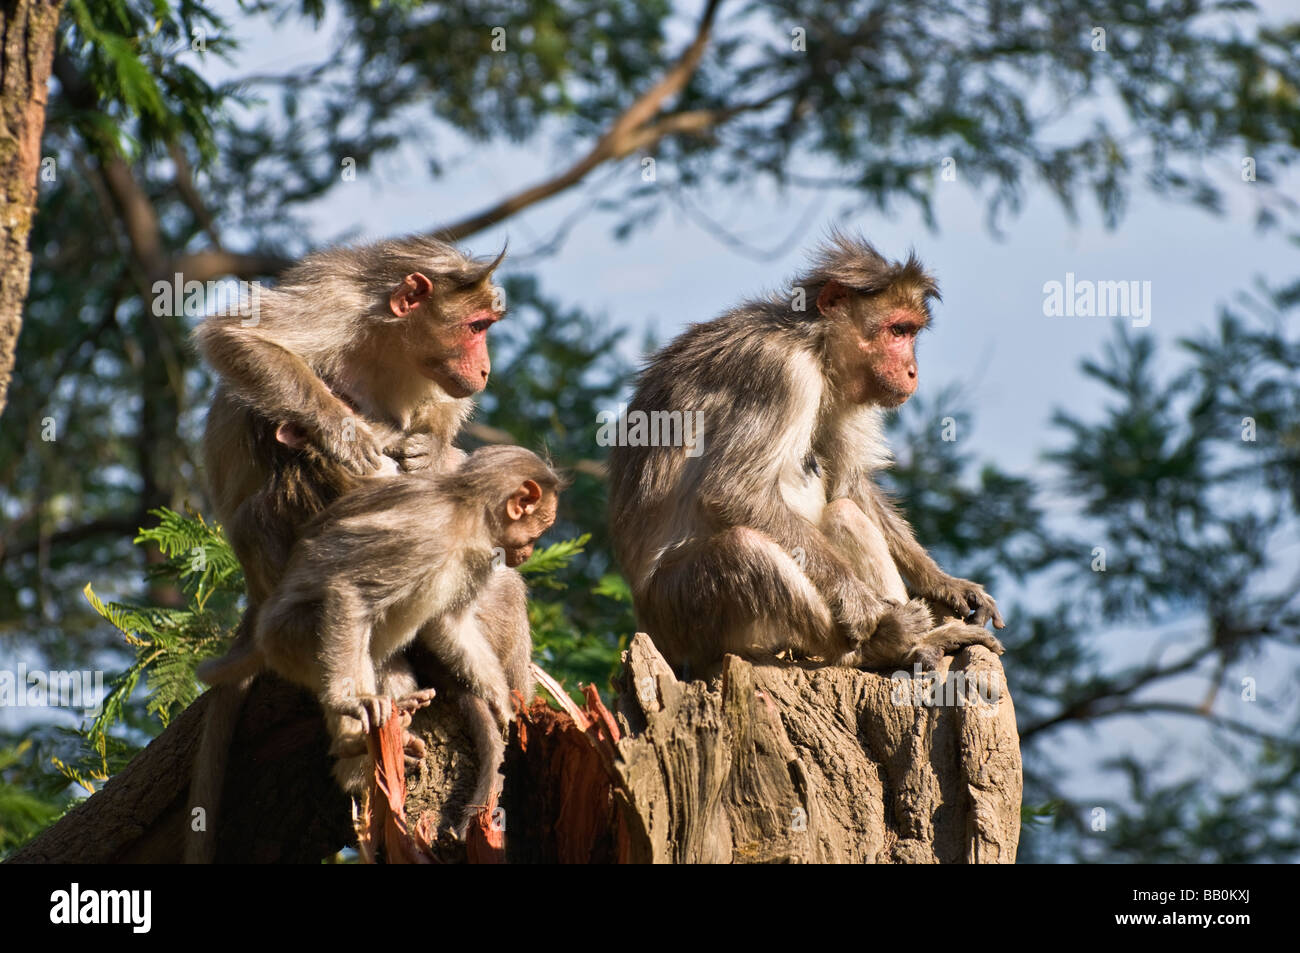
top-left (900, 622), bottom-right (1005, 671)
top-left (391, 690), bottom-right (436, 763)
top-left (330, 725), bottom-right (425, 762)
top-left (403, 734), bottom-right (427, 765)
top-left (849, 608), bottom-right (1003, 670)
top-left (393, 687), bottom-right (437, 715)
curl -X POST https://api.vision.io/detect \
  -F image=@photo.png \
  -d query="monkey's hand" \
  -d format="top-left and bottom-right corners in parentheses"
top-left (385, 431), bottom-right (437, 473)
top-left (828, 580), bottom-right (895, 649)
top-left (317, 411), bottom-right (386, 475)
top-left (334, 693), bottom-right (396, 734)
top-left (924, 576), bottom-right (1005, 629)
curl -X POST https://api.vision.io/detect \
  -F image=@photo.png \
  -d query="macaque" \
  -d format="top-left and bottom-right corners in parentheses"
top-left (187, 235), bottom-right (505, 861)
top-left (195, 234), bottom-right (506, 605)
top-left (199, 446), bottom-right (561, 825)
top-left (607, 232), bottom-right (1005, 676)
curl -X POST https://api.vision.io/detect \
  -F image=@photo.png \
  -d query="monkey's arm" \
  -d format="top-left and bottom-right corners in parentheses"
top-left (856, 481), bottom-right (1004, 629)
top-left (194, 320), bottom-right (383, 472)
top-left (309, 580), bottom-right (391, 732)
top-left (694, 439), bottom-right (896, 646)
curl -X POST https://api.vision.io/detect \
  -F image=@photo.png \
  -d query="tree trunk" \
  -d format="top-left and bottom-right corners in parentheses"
top-left (504, 635), bottom-right (1021, 863)
top-left (0, 0), bottom-right (62, 420)
top-left (9, 635), bottom-right (1021, 864)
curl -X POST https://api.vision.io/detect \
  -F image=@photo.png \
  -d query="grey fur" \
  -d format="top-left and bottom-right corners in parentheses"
top-left (186, 234), bottom-right (505, 861)
top-left (200, 446), bottom-right (559, 822)
top-left (607, 234), bottom-right (1003, 676)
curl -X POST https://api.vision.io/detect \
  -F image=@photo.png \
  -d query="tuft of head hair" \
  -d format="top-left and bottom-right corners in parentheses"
top-left (793, 229), bottom-right (939, 306)
top-left (445, 445), bottom-right (566, 508)
top-left (280, 234), bottom-right (505, 320)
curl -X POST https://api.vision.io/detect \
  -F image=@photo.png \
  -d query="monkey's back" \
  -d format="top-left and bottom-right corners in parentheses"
top-left (607, 303), bottom-right (825, 591)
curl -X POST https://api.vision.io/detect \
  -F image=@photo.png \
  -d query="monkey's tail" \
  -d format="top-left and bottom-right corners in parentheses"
top-left (186, 613), bottom-right (260, 864)
top-left (196, 640), bottom-right (264, 686)
top-left (185, 678), bottom-right (252, 863)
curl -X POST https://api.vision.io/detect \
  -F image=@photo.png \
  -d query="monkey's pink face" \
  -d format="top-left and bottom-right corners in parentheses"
top-left (854, 308), bottom-right (924, 406)
top-left (419, 308), bottom-right (499, 397)
top-left (500, 491), bottom-right (558, 566)
top-left (392, 272), bottom-right (502, 397)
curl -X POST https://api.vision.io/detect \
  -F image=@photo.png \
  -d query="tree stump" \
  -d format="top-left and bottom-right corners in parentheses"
top-left (504, 634), bottom-right (1021, 863)
top-left (8, 635), bottom-right (1020, 864)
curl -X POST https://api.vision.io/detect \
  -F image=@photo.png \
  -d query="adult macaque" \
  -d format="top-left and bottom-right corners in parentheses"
top-left (200, 447), bottom-right (561, 824)
top-left (607, 233), bottom-right (1005, 676)
top-left (187, 235), bottom-right (505, 861)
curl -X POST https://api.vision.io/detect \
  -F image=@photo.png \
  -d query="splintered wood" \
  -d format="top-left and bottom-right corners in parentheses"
top-left (356, 701), bottom-right (505, 864)
top-left (502, 634), bottom-right (1022, 863)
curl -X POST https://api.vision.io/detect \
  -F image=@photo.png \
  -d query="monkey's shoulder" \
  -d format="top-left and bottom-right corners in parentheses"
top-left (633, 318), bottom-right (818, 413)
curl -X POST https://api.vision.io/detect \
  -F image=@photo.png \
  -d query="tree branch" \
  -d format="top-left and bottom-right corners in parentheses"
top-left (168, 140), bottom-right (222, 249)
top-left (170, 249), bottom-right (294, 282)
top-left (1019, 644), bottom-right (1219, 742)
top-left (432, 0), bottom-right (724, 242)
top-left (1100, 701), bottom-right (1295, 748)
top-left (0, 513), bottom-right (146, 564)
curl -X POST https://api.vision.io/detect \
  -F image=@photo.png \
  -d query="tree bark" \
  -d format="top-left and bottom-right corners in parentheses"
top-left (504, 635), bottom-right (1022, 863)
top-left (10, 635), bottom-right (1021, 864)
top-left (6, 671), bottom-right (483, 863)
top-left (0, 0), bottom-right (63, 420)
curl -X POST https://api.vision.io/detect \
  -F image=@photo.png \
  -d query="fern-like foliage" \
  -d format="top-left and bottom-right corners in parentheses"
top-left (0, 743), bottom-right (65, 852)
top-left (516, 533), bottom-right (591, 588)
top-left (77, 508), bottom-right (243, 781)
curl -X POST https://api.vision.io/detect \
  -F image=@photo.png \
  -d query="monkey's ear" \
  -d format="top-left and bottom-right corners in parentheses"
top-left (275, 421), bottom-right (309, 449)
top-left (506, 480), bottom-right (543, 519)
top-left (390, 273), bottom-right (435, 317)
top-left (816, 280), bottom-right (851, 316)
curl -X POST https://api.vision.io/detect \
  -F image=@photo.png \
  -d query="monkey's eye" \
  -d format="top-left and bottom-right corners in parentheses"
top-left (890, 325), bottom-right (909, 337)
top-left (469, 318), bottom-right (494, 334)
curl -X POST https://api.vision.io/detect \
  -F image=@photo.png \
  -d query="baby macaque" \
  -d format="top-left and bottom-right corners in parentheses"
top-left (199, 446), bottom-right (561, 799)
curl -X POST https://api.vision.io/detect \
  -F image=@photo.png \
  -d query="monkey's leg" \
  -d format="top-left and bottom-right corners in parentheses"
top-left (416, 611), bottom-right (512, 729)
top-left (449, 692), bottom-right (506, 839)
top-left (328, 653), bottom-right (439, 792)
top-left (822, 499), bottom-right (1004, 669)
top-left (857, 482), bottom-right (1005, 629)
top-left (820, 498), bottom-right (909, 604)
top-left (473, 568), bottom-right (534, 703)
top-left (643, 527), bottom-right (843, 673)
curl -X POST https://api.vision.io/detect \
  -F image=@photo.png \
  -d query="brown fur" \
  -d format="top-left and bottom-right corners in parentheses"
top-left (200, 446), bottom-right (560, 833)
top-left (607, 232), bottom-right (1004, 677)
top-left (187, 235), bottom-right (504, 862)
